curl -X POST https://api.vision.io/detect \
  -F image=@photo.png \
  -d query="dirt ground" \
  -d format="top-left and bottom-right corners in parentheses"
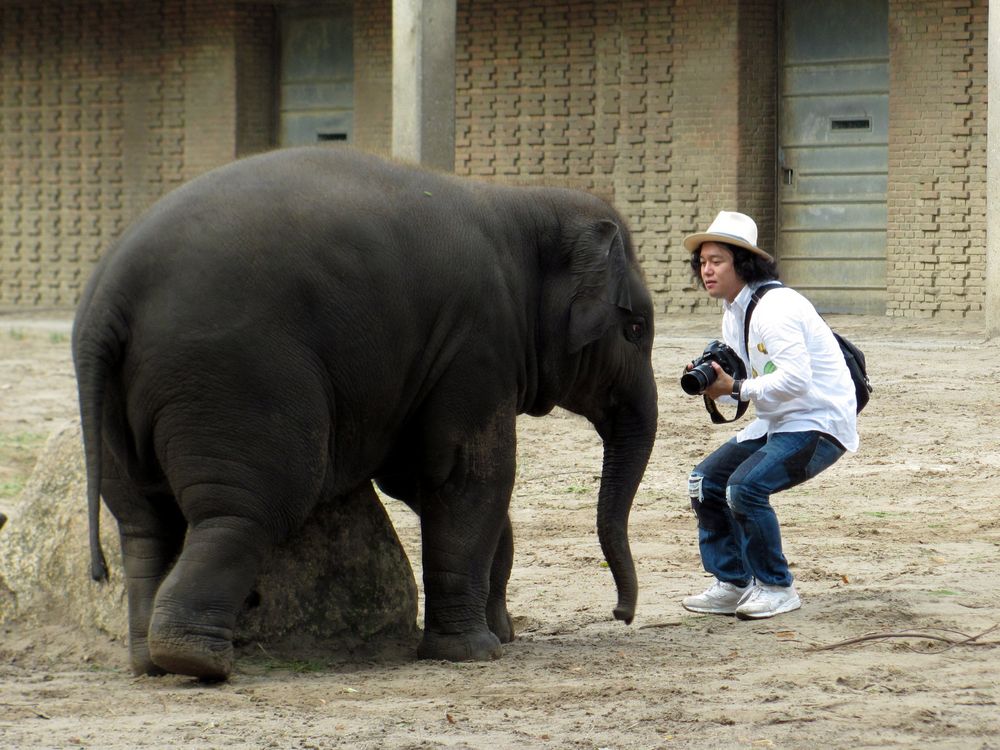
top-left (0, 308), bottom-right (998, 750)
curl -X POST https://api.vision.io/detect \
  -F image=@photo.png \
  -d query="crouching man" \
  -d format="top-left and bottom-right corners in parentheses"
top-left (681, 211), bottom-right (859, 620)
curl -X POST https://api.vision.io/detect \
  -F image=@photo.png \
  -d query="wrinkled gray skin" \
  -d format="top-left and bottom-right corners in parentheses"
top-left (73, 146), bottom-right (658, 681)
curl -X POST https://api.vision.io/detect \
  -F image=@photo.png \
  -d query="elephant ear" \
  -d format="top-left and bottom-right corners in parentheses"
top-left (567, 220), bottom-right (633, 354)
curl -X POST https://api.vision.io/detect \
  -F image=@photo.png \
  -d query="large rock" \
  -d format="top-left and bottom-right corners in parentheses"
top-left (0, 422), bottom-right (419, 657)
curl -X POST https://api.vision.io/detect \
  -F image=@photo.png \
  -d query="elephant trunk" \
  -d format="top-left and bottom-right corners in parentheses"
top-left (596, 390), bottom-right (657, 625)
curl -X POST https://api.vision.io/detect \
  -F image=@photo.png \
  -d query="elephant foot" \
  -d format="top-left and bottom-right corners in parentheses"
top-left (147, 621), bottom-right (234, 681)
top-left (126, 631), bottom-right (168, 677)
top-left (129, 646), bottom-right (169, 677)
top-left (486, 601), bottom-right (515, 644)
top-left (134, 661), bottom-right (169, 677)
top-left (417, 628), bottom-right (502, 662)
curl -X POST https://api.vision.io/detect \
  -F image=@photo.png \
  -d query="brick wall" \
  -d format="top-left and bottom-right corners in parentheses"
top-left (121, 1), bottom-right (196, 219)
top-left (667, 0), bottom-right (743, 312)
top-left (454, 0), bottom-right (776, 314)
top-left (887, 0), bottom-right (988, 317)
top-left (455, 0), bottom-right (682, 312)
top-left (2, 1), bottom-right (123, 306)
top-left (235, 4), bottom-right (277, 158)
top-left (353, 0), bottom-right (392, 157)
top-left (0, 0), bottom-right (989, 316)
top-left (737, 0), bottom-right (777, 258)
top-left (0, 0), bottom-right (273, 307)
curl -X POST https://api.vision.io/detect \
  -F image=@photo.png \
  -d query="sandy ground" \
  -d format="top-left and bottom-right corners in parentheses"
top-left (0, 308), bottom-right (998, 750)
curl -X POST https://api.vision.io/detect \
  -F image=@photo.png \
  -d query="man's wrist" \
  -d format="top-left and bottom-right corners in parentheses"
top-left (731, 379), bottom-right (745, 402)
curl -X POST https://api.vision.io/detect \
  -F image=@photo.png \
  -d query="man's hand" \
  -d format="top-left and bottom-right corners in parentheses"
top-left (703, 361), bottom-right (735, 401)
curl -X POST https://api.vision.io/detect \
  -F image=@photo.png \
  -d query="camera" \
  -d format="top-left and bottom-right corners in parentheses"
top-left (680, 340), bottom-right (746, 396)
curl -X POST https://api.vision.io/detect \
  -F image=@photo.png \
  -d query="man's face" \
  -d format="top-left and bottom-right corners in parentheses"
top-left (698, 242), bottom-right (744, 303)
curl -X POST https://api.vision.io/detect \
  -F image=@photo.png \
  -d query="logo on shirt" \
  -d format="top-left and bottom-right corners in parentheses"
top-left (752, 340), bottom-right (774, 376)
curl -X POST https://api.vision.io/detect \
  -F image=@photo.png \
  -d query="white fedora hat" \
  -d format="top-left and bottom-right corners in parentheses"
top-left (683, 211), bottom-right (773, 261)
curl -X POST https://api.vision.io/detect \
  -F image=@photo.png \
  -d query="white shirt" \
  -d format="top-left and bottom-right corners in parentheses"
top-left (721, 282), bottom-right (859, 452)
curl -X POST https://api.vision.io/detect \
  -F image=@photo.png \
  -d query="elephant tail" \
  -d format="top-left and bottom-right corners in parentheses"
top-left (72, 308), bottom-right (126, 583)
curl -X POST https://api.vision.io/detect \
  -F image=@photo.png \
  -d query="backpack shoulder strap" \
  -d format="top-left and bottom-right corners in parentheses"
top-left (745, 282), bottom-right (783, 360)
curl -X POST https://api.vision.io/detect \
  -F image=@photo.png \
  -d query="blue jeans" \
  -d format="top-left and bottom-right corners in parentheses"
top-left (688, 431), bottom-right (846, 587)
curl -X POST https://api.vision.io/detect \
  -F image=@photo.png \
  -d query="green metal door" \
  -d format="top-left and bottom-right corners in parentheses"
top-left (778, 0), bottom-right (888, 314)
top-left (279, 4), bottom-right (354, 146)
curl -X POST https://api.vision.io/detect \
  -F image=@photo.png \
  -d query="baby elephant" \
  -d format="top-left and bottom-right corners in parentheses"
top-left (73, 146), bottom-right (658, 680)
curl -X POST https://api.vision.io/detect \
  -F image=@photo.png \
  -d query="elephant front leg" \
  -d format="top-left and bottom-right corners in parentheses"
top-left (417, 466), bottom-right (515, 660)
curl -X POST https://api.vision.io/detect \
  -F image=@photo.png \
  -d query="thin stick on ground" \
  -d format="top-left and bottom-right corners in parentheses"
top-left (808, 623), bottom-right (1000, 653)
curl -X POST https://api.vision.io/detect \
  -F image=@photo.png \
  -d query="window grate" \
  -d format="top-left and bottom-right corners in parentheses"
top-left (831, 118), bottom-right (871, 131)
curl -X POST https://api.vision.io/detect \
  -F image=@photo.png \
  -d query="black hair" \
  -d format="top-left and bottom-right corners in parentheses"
top-left (689, 242), bottom-right (780, 289)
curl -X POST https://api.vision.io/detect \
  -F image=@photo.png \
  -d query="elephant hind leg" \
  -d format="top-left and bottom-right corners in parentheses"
top-left (146, 458), bottom-right (324, 680)
top-left (119, 525), bottom-right (184, 677)
top-left (486, 515), bottom-right (515, 644)
top-left (101, 455), bottom-right (186, 676)
top-left (147, 511), bottom-right (270, 681)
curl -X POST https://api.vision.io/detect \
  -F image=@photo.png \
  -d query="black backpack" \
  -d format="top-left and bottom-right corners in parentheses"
top-left (751, 283), bottom-right (871, 414)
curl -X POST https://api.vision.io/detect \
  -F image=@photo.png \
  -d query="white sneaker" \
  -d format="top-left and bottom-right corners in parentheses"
top-left (735, 583), bottom-right (801, 620)
top-left (682, 580), bottom-right (753, 615)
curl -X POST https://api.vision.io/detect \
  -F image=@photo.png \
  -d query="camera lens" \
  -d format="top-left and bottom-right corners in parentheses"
top-left (680, 362), bottom-right (717, 395)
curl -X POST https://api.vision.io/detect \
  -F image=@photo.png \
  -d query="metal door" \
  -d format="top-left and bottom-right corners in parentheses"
top-left (778, 0), bottom-right (888, 314)
top-left (278, 5), bottom-right (354, 146)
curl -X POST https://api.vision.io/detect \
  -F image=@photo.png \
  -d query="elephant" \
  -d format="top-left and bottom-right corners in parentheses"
top-left (72, 146), bottom-right (658, 680)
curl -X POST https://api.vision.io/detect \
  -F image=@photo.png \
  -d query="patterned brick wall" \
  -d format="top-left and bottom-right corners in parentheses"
top-left (0, 0), bottom-right (272, 307)
top-left (888, 0), bottom-right (988, 317)
top-left (455, 0), bottom-right (774, 314)
top-left (2, 1), bottom-right (123, 306)
top-left (456, 1), bottom-right (674, 311)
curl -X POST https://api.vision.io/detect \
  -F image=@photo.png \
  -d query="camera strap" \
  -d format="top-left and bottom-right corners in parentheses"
top-left (703, 393), bottom-right (746, 424)
top-left (702, 282), bottom-right (783, 424)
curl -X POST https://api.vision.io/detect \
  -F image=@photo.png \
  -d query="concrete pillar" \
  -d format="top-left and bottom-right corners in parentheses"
top-left (391, 0), bottom-right (456, 171)
top-left (989, 0), bottom-right (1000, 338)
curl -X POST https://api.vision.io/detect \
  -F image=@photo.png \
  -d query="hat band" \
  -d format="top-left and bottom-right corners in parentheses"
top-left (709, 231), bottom-right (757, 248)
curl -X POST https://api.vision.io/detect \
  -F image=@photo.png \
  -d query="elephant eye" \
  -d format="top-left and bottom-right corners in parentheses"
top-left (624, 318), bottom-right (645, 343)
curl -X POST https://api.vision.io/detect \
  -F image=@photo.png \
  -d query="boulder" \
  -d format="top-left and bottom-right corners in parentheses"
top-left (0, 422), bottom-right (419, 657)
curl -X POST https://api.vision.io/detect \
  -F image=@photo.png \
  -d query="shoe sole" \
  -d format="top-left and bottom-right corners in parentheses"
top-left (681, 603), bottom-right (738, 616)
top-left (734, 597), bottom-right (801, 620)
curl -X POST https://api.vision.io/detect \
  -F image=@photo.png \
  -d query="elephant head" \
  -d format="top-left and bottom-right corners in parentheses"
top-left (538, 215), bottom-right (658, 625)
